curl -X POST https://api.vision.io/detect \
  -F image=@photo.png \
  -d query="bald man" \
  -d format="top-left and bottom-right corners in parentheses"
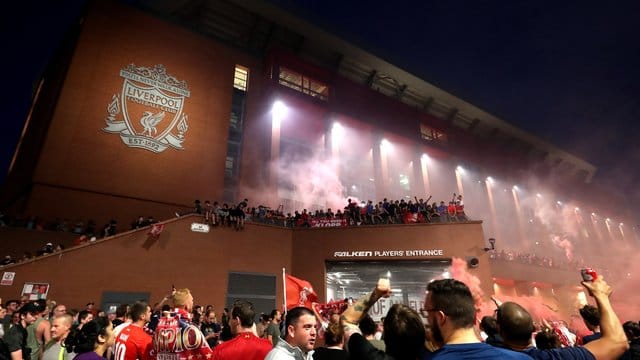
top-left (42, 314), bottom-right (74, 360)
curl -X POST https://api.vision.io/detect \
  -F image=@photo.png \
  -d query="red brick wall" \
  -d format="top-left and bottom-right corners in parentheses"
top-left (27, 0), bottom-right (262, 224)
top-left (291, 221), bottom-right (493, 299)
top-left (0, 218), bottom-right (490, 311)
top-left (0, 216), bottom-right (293, 310)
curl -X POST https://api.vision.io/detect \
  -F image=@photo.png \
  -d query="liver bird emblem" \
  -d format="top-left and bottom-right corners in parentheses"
top-left (140, 111), bottom-right (166, 137)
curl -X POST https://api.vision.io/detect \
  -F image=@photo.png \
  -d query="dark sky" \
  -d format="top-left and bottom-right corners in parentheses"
top-left (3, 0), bottom-right (640, 216)
top-left (2, 0), bottom-right (88, 182)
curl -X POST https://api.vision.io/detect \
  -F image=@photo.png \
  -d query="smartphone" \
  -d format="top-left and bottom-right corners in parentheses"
top-left (580, 268), bottom-right (597, 282)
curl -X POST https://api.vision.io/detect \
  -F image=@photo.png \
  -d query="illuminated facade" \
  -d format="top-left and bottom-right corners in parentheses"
top-left (5, 0), bottom-right (635, 251)
top-left (1, 0), bottom-right (638, 319)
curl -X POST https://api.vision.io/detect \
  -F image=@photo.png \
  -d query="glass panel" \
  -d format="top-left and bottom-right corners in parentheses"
top-left (230, 89), bottom-right (246, 130)
top-left (234, 65), bottom-right (249, 91)
top-left (278, 67), bottom-right (329, 101)
top-left (226, 272), bottom-right (276, 323)
top-left (225, 156), bottom-right (234, 177)
top-left (326, 260), bottom-right (451, 321)
top-left (420, 123), bottom-right (447, 143)
top-left (225, 67), bottom-right (248, 202)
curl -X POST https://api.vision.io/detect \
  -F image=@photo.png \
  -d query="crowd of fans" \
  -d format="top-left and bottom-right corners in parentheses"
top-left (0, 242), bottom-right (65, 266)
top-left (0, 214), bottom-right (163, 266)
top-left (0, 193), bottom-right (467, 241)
top-left (488, 250), bottom-right (625, 284)
top-left (0, 214), bottom-right (162, 238)
top-left (0, 193), bottom-right (608, 278)
top-left (0, 193), bottom-right (621, 291)
top-left (490, 250), bottom-right (586, 270)
top-left (176, 199), bottom-right (249, 231)
top-left (172, 194), bottom-right (470, 231)
top-left (0, 275), bottom-right (637, 360)
top-left (244, 193), bottom-right (469, 228)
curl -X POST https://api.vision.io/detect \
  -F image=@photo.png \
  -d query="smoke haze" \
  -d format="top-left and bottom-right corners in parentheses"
top-left (244, 115), bottom-right (639, 322)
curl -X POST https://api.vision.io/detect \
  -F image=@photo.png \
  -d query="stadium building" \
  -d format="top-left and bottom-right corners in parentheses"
top-left (1, 0), bottom-right (637, 319)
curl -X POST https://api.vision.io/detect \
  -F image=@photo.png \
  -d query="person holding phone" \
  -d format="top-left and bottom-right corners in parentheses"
top-left (497, 275), bottom-right (628, 360)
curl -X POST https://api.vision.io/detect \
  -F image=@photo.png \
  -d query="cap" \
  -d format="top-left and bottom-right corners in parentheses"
top-left (20, 301), bottom-right (44, 314)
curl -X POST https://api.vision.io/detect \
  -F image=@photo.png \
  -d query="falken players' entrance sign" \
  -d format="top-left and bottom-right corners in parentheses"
top-left (103, 64), bottom-right (191, 153)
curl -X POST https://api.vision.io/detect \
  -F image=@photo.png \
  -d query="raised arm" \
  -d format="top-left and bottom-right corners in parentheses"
top-left (582, 277), bottom-right (629, 360)
top-left (341, 278), bottom-right (391, 325)
top-left (154, 287), bottom-right (177, 311)
top-left (311, 302), bottom-right (328, 331)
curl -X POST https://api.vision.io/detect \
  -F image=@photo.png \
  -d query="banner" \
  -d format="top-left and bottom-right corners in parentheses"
top-left (22, 283), bottom-right (49, 300)
top-left (313, 299), bottom-right (348, 317)
top-left (311, 218), bottom-right (347, 227)
top-left (296, 218), bottom-right (347, 228)
top-left (285, 274), bottom-right (318, 310)
top-left (402, 211), bottom-right (424, 224)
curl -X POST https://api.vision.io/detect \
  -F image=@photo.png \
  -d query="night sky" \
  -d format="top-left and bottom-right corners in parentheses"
top-left (2, 0), bottom-right (88, 181)
top-left (3, 0), bottom-right (639, 216)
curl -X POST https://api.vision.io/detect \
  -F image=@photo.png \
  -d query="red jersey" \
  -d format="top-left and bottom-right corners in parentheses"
top-left (115, 324), bottom-right (153, 360)
top-left (211, 332), bottom-right (272, 360)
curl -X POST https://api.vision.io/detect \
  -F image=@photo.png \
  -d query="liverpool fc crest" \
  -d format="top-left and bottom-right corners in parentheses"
top-left (103, 64), bottom-right (190, 153)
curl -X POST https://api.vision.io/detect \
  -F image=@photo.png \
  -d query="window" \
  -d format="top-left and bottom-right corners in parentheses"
top-left (278, 67), bottom-right (329, 101)
top-left (225, 156), bottom-right (234, 177)
top-left (229, 88), bottom-right (245, 131)
top-left (225, 272), bottom-right (276, 321)
top-left (326, 260), bottom-right (451, 320)
top-left (224, 65), bottom-right (249, 202)
top-left (420, 123), bottom-right (447, 142)
top-left (234, 65), bottom-right (249, 91)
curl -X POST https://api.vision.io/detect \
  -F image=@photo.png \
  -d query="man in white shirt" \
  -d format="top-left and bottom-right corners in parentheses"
top-left (265, 307), bottom-right (316, 360)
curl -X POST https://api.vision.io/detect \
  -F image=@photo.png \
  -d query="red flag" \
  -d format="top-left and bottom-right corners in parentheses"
top-left (285, 274), bottom-right (318, 310)
top-left (148, 223), bottom-right (164, 237)
top-left (402, 210), bottom-right (420, 224)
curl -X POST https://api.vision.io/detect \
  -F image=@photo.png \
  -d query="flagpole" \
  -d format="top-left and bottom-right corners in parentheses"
top-left (282, 267), bottom-right (287, 316)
